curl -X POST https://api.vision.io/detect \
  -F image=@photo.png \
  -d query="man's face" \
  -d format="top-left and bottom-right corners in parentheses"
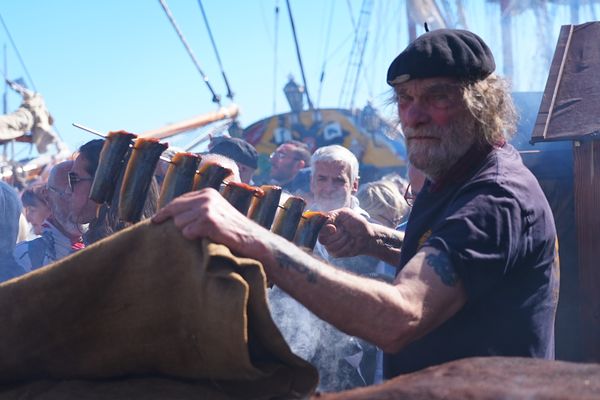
top-left (396, 77), bottom-right (478, 179)
top-left (68, 155), bottom-right (97, 224)
top-left (310, 160), bottom-right (357, 211)
top-left (47, 162), bottom-right (82, 236)
top-left (270, 144), bottom-right (303, 183)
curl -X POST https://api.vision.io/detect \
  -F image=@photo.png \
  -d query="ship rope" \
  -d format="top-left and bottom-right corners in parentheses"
top-left (197, 0), bottom-right (234, 100)
top-left (0, 13), bottom-right (37, 91)
top-left (158, 0), bottom-right (222, 105)
top-left (273, 0), bottom-right (280, 115)
top-left (285, 0), bottom-right (314, 110)
top-left (316, 0), bottom-right (336, 109)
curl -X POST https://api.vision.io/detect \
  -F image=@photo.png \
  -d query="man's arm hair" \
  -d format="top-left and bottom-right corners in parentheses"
top-left (261, 230), bottom-right (466, 353)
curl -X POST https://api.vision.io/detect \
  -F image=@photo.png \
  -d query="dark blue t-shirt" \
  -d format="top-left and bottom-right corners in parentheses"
top-left (384, 144), bottom-right (559, 377)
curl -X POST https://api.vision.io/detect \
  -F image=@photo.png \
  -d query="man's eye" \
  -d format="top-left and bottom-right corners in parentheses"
top-left (397, 95), bottom-right (411, 105)
top-left (428, 93), bottom-right (452, 108)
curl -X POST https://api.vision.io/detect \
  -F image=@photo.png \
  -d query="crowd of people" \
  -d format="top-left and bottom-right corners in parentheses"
top-left (0, 28), bottom-right (559, 394)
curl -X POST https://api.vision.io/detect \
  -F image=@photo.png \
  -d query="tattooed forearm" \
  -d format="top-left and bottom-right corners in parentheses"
top-left (425, 251), bottom-right (458, 286)
top-left (273, 249), bottom-right (318, 284)
top-left (375, 230), bottom-right (404, 249)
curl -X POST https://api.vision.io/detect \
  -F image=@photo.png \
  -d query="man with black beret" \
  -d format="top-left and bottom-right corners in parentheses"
top-left (154, 29), bottom-right (559, 380)
top-left (210, 137), bottom-right (258, 184)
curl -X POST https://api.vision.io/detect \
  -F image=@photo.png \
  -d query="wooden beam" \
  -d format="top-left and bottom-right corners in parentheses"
top-left (573, 139), bottom-right (600, 362)
top-left (139, 104), bottom-right (239, 140)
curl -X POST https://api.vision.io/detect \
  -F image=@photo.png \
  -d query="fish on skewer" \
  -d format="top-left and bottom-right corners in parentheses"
top-left (119, 138), bottom-right (168, 222)
top-left (193, 162), bottom-right (233, 191)
top-left (271, 196), bottom-right (307, 241)
top-left (157, 152), bottom-right (201, 208)
top-left (247, 185), bottom-right (282, 230)
top-left (222, 182), bottom-right (264, 215)
top-left (293, 211), bottom-right (328, 251)
top-left (90, 130), bottom-right (137, 204)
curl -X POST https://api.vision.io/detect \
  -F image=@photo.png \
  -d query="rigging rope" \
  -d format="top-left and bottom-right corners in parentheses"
top-left (285, 0), bottom-right (314, 110)
top-left (273, 0), bottom-right (280, 115)
top-left (158, 0), bottom-right (222, 105)
top-left (197, 0), bottom-right (234, 100)
top-left (316, 0), bottom-right (336, 109)
top-left (0, 13), bottom-right (37, 91)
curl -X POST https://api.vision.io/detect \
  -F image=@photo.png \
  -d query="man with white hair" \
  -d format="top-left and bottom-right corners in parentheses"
top-left (14, 161), bottom-right (85, 271)
top-left (308, 145), bottom-right (365, 215)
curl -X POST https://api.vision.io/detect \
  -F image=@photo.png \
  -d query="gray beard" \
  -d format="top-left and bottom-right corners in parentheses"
top-left (403, 117), bottom-right (479, 180)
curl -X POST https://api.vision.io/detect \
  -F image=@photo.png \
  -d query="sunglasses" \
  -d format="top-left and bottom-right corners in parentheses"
top-left (68, 171), bottom-right (93, 192)
top-left (269, 151), bottom-right (302, 161)
top-left (403, 183), bottom-right (416, 207)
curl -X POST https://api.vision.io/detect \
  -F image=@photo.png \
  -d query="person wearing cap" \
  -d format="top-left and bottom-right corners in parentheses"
top-left (154, 29), bottom-right (558, 378)
top-left (210, 137), bottom-right (258, 184)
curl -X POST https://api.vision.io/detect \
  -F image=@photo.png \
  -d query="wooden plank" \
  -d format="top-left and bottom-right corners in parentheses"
top-left (573, 139), bottom-right (600, 361)
top-left (139, 104), bottom-right (239, 140)
top-left (531, 25), bottom-right (572, 143)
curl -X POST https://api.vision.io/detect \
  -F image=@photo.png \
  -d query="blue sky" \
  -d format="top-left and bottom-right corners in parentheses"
top-left (1, 1), bottom-right (596, 156)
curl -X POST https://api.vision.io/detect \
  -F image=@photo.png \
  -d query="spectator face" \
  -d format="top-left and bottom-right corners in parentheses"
top-left (270, 144), bottom-right (304, 183)
top-left (310, 160), bottom-right (357, 211)
top-left (396, 77), bottom-right (478, 178)
top-left (24, 200), bottom-right (51, 236)
top-left (47, 161), bottom-right (83, 237)
top-left (68, 154), bottom-right (97, 224)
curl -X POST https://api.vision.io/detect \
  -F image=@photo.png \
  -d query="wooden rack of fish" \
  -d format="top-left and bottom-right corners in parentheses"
top-left (90, 130), bottom-right (328, 251)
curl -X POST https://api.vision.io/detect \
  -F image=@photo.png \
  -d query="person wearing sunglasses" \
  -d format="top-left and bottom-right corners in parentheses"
top-left (14, 161), bottom-right (86, 272)
top-left (68, 140), bottom-right (102, 228)
top-left (268, 140), bottom-right (311, 193)
top-left (155, 29), bottom-right (558, 380)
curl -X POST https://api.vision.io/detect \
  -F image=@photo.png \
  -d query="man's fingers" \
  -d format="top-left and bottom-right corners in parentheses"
top-left (171, 209), bottom-right (201, 230)
top-left (153, 189), bottom-right (214, 224)
top-left (318, 223), bottom-right (338, 244)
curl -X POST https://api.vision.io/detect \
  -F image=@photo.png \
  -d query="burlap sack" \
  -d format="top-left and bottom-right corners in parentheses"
top-left (0, 219), bottom-right (317, 399)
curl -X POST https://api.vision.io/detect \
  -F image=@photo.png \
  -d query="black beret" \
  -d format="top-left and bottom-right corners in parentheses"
top-left (387, 29), bottom-right (495, 85)
top-left (211, 137), bottom-right (258, 169)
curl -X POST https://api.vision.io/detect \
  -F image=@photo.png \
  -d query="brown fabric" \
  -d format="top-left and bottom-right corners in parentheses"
top-left (313, 356), bottom-right (600, 400)
top-left (0, 219), bottom-right (317, 399)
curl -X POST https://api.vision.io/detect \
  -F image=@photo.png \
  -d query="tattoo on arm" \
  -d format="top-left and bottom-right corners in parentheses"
top-left (273, 249), bottom-right (318, 284)
top-left (375, 230), bottom-right (404, 249)
top-left (425, 251), bottom-right (458, 287)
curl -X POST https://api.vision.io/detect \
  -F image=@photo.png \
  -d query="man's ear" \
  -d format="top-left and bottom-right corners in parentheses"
top-left (296, 160), bottom-right (306, 170)
top-left (351, 178), bottom-right (359, 194)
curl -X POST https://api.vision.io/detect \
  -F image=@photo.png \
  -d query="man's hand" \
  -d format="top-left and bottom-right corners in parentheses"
top-left (319, 208), bottom-right (404, 265)
top-left (152, 188), bottom-right (267, 261)
top-left (318, 208), bottom-right (375, 258)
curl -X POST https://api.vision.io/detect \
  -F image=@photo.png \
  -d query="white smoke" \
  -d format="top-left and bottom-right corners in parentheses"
top-left (268, 286), bottom-right (368, 392)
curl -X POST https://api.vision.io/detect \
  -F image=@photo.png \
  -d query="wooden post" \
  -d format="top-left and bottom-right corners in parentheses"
top-left (573, 139), bottom-right (600, 362)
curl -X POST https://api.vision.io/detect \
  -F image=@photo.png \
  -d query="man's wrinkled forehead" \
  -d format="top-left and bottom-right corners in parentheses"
top-left (394, 77), bottom-right (462, 96)
top-left (313, 160), bottom-right (351, 178)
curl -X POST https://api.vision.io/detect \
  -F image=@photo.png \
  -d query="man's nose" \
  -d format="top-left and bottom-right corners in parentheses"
top-left (400, 102), bottom-right (431, 129)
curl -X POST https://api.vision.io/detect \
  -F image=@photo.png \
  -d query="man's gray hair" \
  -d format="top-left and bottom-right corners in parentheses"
top-left (311, 145), bottom-right (359, 183)
top-left (463, 73), bottom-right (518, 145)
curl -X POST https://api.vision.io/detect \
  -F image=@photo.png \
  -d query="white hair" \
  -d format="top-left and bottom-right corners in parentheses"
top-left (310, 145), bottom-right (359, 184)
